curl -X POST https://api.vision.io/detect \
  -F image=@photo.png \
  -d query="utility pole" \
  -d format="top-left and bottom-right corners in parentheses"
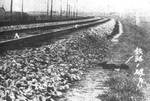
top-left (68, 4), bottom-right (70, 18)
top-left (50, 0), bottom-right (53, 19)
top-left (66, 0), bottom-right (69, 18)
top-left (10, 0), bottom-right (13, 24)
top-left (73, 0), bottom-right (76, 18)
top-left (60, 0), bottom-right (62, 18)
top-left (47, 0), bottom-right (49, 18)
top-left (70, 0), bottom-right (72, 18)
top-left (21, 0), bottom-right (23, 14)
top-left (76, 0), bottom-right (78, 18)
top-left (70, 5), bottom-right (72, 18)
top-left (21, 0), bottom-right (24, 21)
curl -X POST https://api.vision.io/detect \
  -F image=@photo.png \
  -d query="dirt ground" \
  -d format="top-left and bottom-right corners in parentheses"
top-left (59, 68), bottom-right (110, 101)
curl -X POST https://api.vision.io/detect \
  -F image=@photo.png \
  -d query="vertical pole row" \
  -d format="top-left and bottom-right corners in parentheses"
top-left (9, 0), bottom-right (79, 23)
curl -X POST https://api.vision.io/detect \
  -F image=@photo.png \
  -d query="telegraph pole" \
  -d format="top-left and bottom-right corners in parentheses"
top-left (21, 0), bottom-right (24, 21)
top-left (47, 0), bottom-right (49, 18)
top-left (50, 0), bottom-right (53, 19)
top-left (21, 0), bottom-right (23, 14)
top-left (10, 0), bottom-right (13, 24)
top-left (68, 4), bottom-right (71, 18)
top-left (76, 0), bottom-right (78, 18)
top-left (66, 0), bottom-right (69, 18)
top-left (60, 0), bottom-right (63, 17)
top-left (73, 0), bottom-right (76, 18)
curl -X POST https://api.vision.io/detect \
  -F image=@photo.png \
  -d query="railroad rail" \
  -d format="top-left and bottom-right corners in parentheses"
top-left (0, 18), bottom-right (110, 51)
top-left (0, 17), bottom-right (101, 33)
top-left (0, 17), bottom-right (103, 41)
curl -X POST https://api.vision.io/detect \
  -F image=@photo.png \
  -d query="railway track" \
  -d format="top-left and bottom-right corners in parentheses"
top-left (0, 17), bottom-right (103, 41)
top-left (0, 17), bottom-right (110, 51)
top-left (0, 17), bottom-right (101, 33)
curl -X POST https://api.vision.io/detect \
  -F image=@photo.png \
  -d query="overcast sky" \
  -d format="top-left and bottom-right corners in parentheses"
top-left (1, 0), bottom-right (150, 16)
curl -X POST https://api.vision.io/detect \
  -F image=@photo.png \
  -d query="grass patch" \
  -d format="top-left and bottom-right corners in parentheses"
top-left (97, 72), bottom-right (145, 101)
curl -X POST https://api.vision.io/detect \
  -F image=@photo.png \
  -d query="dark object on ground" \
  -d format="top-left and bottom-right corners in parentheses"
top-left (98, 61), bottom-right (129, 70)
top-left (98, 61), bottom-right (119, 70)
top-left (119, 64), bottom-right (130, 70)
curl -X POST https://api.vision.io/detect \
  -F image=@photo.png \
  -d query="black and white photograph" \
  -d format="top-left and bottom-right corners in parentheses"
top-left (0, 0), bottom-right (150, 101)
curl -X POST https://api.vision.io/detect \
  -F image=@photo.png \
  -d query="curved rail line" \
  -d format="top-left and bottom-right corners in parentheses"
top-left (0, 17), bottom-right (101, 33)
top-left (0, 18), bottom-right (110, 51)
top-left (0, 17), bottom-right (104, 42)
